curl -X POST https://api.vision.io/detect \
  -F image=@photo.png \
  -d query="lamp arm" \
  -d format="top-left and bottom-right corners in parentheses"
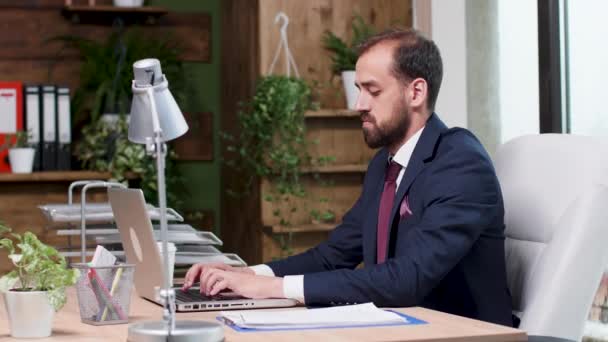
top-left (145, 86), bottom-right (176, 332)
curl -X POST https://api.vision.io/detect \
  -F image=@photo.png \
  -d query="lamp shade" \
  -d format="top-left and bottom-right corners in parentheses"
top-left (128, 58), bottom-right (188, 144)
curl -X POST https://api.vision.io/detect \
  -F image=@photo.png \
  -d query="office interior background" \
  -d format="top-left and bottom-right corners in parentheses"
top-left (0, 0), bottom-right (606, 340)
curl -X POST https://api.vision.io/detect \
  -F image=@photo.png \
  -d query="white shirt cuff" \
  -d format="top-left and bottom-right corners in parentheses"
top-left (248, 264), bottom-right (275, 277)
top-left (283, 275), bottom-right (305, 303)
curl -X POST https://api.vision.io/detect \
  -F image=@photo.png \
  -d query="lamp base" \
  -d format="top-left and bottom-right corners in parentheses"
top-left (128, 320), bottom-right (224, 342)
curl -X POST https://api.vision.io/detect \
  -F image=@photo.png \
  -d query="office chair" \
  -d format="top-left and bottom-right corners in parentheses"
top-left (494, 134), bottom-right (608, 341)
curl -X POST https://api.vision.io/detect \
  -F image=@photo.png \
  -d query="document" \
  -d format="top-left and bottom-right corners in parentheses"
top-left (219, 303), bottom-right (407, 330)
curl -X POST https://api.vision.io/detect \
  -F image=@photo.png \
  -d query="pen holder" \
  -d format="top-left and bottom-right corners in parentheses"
top-left (73, 263), bottom-right (135, 325)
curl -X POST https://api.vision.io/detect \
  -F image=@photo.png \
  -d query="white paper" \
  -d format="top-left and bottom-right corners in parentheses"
top-left (220, 303), bottom-right (406, 329)
top-left (90, 245), bottom-right (117, 283)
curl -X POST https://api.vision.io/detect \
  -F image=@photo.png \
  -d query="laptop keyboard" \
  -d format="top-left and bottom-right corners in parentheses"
top-left (175, 288), bottom-right (242, 302)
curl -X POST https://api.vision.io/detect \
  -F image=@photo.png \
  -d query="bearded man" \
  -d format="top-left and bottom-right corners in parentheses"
top-left (183, 29), bottom-right (515, 327)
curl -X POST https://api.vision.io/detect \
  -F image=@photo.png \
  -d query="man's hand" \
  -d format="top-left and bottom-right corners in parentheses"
top-left (202, 269), bottom-right (284, 299)
top-left (182, 263), bottom-right (254, 291)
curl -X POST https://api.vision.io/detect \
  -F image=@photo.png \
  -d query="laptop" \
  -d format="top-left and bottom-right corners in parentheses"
top-left (108, 187), bottom-right (297, 311)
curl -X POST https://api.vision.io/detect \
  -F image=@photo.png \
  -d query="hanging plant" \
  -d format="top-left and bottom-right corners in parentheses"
top-left (223, 75), bottom-right (336, 256)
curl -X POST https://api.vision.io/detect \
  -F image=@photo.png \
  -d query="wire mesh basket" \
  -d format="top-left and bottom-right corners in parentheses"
top-left (73, 263), bottom-right (135, 325)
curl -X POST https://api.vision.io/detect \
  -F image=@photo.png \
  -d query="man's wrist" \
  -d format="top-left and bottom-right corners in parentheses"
top-left (249, 264), bottom-right (275, 276)
top-left (272, 277), bottom-right (284, 298)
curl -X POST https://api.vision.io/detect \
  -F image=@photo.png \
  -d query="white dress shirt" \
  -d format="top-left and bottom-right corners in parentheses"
top-left (249, 126), bottom-right (426, 303)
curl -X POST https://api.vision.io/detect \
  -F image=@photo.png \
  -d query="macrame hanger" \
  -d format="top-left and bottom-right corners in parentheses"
top-left (267, 12), bottom-right (300, 78)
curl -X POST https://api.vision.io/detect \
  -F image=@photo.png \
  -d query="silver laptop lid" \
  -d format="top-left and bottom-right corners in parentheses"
top-left (108, 187), bottom-right (164, 300)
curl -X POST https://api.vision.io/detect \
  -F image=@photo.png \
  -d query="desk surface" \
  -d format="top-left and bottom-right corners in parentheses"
top-left (0, 288), bottom-right (527, 341)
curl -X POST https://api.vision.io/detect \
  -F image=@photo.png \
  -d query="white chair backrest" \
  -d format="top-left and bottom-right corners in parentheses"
top-left (495, 134), bottom-right (608, 340)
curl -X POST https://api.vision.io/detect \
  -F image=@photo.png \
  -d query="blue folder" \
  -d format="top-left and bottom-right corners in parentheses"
top-left (217, 310), bottom-right (427, 333)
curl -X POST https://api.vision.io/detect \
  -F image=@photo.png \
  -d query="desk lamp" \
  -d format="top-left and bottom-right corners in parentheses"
top-left (126, 58), bottom-right (223, 342)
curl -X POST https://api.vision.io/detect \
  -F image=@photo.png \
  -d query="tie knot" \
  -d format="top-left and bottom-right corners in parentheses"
top-left (385, 161), bottom-right (401, 182)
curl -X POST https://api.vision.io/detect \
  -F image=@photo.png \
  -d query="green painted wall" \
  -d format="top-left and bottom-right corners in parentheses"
top-left (148, 0), bottom-right (222, 234)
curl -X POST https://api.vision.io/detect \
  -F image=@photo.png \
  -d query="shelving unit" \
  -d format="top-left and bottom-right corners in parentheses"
top-left (268, 223), bottom-right (335, 234)
top-left (0, 171), bottom-right (111, 183)
top-left (304, 109), bottom-right (359, 118)
top-left (300, 163), bottom-right (367, 174)
top-left (221, 0), bottom-right (412, 264)
top-left (62, 5), bottom-right (168, 24)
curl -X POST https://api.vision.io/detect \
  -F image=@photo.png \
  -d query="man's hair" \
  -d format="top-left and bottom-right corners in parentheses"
top-left (357, 29), bottom-right (443, 111)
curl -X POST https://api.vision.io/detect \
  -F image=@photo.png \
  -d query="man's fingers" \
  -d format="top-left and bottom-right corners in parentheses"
top-left (210, 279), bottom-right (229, 296)
top-left (183, 263), bottom-right (203, 289)
top-left (204, 270), bottom-right (223, 295)
top-left (200, 267), bottom-right (216, 294)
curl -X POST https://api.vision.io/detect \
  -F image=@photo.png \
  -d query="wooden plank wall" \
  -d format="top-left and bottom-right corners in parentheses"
top-left (259, 0), bottom-right (412, 108)
top-left (0, 1), bottom-right (210, 91)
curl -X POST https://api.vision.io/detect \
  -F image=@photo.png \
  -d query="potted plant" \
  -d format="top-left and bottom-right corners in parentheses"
top-left (73, 115), bottom-right (184, 208)
top-left (0, 222), bottom-right (79, 338)
top-left (114, 0), bottom-right (144, 7)
top-left (0, 131), bottom-right (35, 174)
top-left (322, 15), bottom-right (375, 110)
top-left (51, 28), bottom-right (185, 127)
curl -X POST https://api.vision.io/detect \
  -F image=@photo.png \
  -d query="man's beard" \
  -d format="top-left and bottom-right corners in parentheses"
top-left (361, 97), bottom-right (410, 149)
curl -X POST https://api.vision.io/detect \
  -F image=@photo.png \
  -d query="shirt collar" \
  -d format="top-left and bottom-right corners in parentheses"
top-left (389, 126), bottom-right (425, 169)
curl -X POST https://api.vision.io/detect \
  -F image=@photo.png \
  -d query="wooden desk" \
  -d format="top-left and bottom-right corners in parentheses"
top-left (0, 288), bottom-right (527, 341)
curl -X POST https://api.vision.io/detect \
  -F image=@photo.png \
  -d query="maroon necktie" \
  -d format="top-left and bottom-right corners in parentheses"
top-left (377, 161), bottom-right (402, 263)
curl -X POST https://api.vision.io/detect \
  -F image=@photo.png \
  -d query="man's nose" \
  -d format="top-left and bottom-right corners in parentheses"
top-left (355, 91), bottom-right (370, 112)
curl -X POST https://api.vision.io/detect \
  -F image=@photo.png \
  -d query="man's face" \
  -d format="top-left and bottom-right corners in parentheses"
top-left (355, 44), bottom-right (410, 149)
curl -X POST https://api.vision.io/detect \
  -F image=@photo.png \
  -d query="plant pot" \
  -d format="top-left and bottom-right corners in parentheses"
top-left (3, 290), bottom-right (55, 338)
top-left (8, 147), bottom-right (35, 173)
top-left (113, 0), bottom-right (144, 7)
top-left (341, 70), bottom-right (359, 110)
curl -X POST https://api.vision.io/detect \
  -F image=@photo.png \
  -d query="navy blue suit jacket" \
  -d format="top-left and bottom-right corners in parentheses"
top-left (266, 113), bottom-right (513, 326)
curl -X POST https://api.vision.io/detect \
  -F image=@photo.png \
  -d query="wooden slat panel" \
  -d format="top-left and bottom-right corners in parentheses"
top-left (260, 173), bottom-right (363, 227)
top-left (306, 117), bottom-right (377, 165)
top-left (262, 229), bottom-right (329, 262)
top-left (171, 112), bottom-right (213, 161)
top-left (0, 59), bottom-right (81, 89)
top-left (259, 0), bottom-right (412, 108)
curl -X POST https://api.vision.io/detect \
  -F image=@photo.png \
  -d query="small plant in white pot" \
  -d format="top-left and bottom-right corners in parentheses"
top-left (322, 16), bottom-right (375, 110)
top-left (1, 131), bottom-right (35, 174)
top-left (0, 222), bottom-right (79, 338)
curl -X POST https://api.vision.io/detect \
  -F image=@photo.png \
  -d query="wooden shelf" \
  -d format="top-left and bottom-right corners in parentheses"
top-left (0, 171), bottom-right (112, 183)
top-left (305, 109), bottom-right (359, 118)
top-left (62, 5), bottom-right (168, 24)
top-left (268, 222), bottom-right (337, 234)
top-left (300, 163), bottom-right (367, 173)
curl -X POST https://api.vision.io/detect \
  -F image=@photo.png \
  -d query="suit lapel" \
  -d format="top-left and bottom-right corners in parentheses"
top-left (384, 114), bottom-right (447, 258)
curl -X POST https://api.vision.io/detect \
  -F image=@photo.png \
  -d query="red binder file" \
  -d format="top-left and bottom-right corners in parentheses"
top-left (0, 82), bottom-right (23, 173)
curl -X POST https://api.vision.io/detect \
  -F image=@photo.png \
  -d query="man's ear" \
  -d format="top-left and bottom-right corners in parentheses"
top-left (407, 78), bottom-right (428, 109)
